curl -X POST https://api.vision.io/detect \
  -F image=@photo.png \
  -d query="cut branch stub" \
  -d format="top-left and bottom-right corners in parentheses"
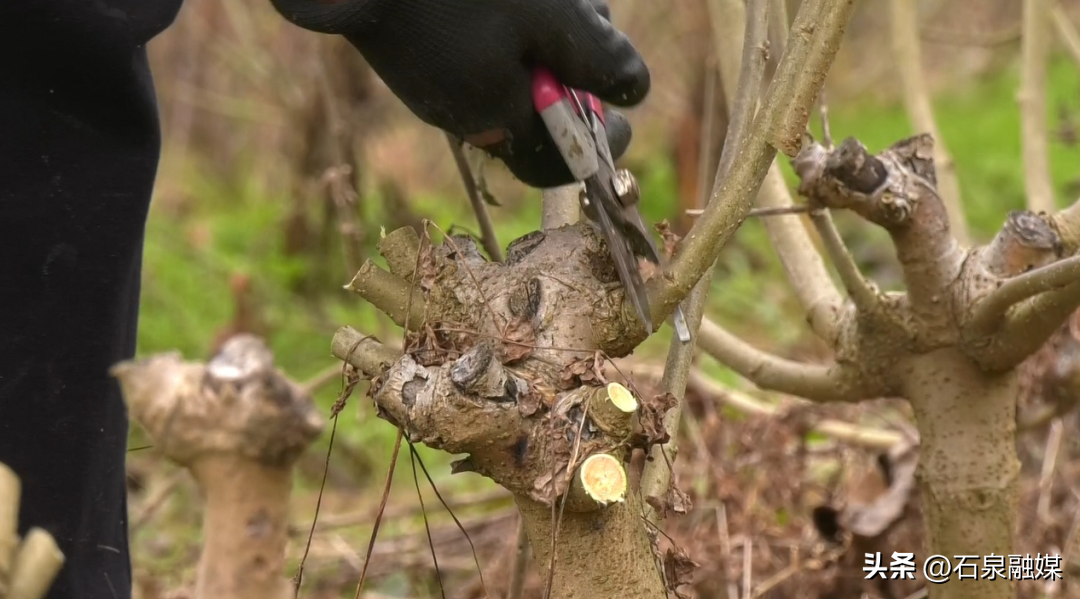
top-left (795, 135), bottom-right (938, 229)
top-left (112, 335), bottom-right (324, 599)
top-left (564, 453), bottom-right (628, 512)
top-left (111, 335), bottom-right (325, 468)
top-left (363, 339), bottom-right (632, 508)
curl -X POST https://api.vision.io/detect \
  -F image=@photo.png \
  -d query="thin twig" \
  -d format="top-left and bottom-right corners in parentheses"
top-left (976, 279), bottom-right (1080, 370)
top-left (410, 443), bottom-right (488, 597)
top-left (1021, 0), bottom-right (1056, 213)
top-left (300, 363), bottom-right (351, 395)
top-left (969, 254), bottom-right (1080, 335)
top-left (621, 360), bottom-right (903, 449)
top-left (687, 205), bottom-right (818, 218)
top-left (408, 443), bottom-right (447, 599)
top-left (657, 0), bottom-right (856, 320)
top-left (641, 0), bottom-right (771, 522)
top-left (130, 469), bottom-right (187, 532)
top-left (695, 57), bottom-right (720, 216)
top-left (1037, 418), bottom-right (1063, 524)
top-left (697, 317), bottom-right (869, 402)
top-left (446, 134), bottom-right (503, 262)
top-left (818, 89), bottom-right (833, 148)
top-left (809, 209), bottom-right (881, 312)
top-left (352, 431), bottom-right (404, 599)
top-left (507, 520), bottom-right (530, 599)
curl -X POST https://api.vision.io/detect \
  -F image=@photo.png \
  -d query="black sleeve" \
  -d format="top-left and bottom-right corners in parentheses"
top-left (0, 2), bottom-right (182, 599)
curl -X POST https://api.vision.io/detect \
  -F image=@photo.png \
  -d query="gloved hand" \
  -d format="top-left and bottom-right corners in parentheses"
top-left (269, 0), bottom-right (649, 188)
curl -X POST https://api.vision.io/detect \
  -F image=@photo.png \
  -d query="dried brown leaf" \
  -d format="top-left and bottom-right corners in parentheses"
top-left (417, 244), bottom-right (438, 292)
top-left (646, 484), bottom-right (693, 519)
top-left (501, 315), bottom-right (535, 363)
top-left (517, 386), bottom-right (544, 417)
top-left (662, 546), bottom-right (698, 598)
top-left (558, 352), bottom-right (609, 389)
top-left (655, 220), bottom-right (681, 259)
top-left (639, 391), bottom-right (678, 447)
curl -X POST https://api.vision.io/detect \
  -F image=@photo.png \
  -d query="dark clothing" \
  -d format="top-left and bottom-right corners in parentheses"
top-left (0, 1), bottom-right (647, 597)
top-left (0, 2), bottom-right (183, 598)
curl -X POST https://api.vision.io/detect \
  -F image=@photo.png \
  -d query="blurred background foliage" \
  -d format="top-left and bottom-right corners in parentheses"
top-left (128, 0), bottom-right (1080, 595)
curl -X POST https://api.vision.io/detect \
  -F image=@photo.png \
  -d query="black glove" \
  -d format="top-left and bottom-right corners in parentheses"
top-left (269, 0), bottom-right (649, 188)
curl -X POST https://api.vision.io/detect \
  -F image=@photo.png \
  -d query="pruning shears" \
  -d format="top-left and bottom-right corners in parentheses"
top-left (531, 66), bottom-right (691, 342)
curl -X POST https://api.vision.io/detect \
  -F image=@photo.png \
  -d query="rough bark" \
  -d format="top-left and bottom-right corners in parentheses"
top-left (333, 223), bottom-right (669, 598)
top-left (112, 335), bottom-right (324, 599)
top-left (698, 133), bottom-right (1080, 599)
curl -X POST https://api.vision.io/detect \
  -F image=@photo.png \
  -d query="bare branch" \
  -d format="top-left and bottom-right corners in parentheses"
top-left (655, 0), bottom-right (857, 320)
top-left (685, 370), bottom-right (902, 449)
top-left (345, 260), bottom-right (427, 330)
top-left (331, 326), bottom-right (402, 379)
top-left (640, 0), bottom-right (770, 523)
top-left (446, 134), bottom-right (503, 262)
top-left (506, 520), bottom-right (530, 599)
top-left (809, 209), bottom-right (881, 313)
top-left (1051, 2), bottom-right (1080, 71)
top-left (795, 135), bottom-right (966, 327)
top-left (970, 254), bottom-right (1080, 335)
top-left (696, 317), bottom-right (867, 403)
top-left (974, 279), bottom-right (1080, 371)
top-left (888, 0), bottom-right (969, 245)
top-left (765, 0), bottom-right (856, 156)
top-left (758, 168), bottom-right (843, 342)
top-left (768, 0), bottom-right (790, 52)
top-left (1021, 0), bottom-right (1056, 213)
top-left (540, 184), bottom-right (582, 230)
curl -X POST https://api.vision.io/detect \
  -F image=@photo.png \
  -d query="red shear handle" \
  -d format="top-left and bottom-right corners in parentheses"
top-left (530, 66), bottom-right (605, 124)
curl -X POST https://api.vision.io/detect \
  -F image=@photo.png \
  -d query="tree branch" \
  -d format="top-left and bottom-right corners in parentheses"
top-left (974, 279), bottom-right (1080, 371)
top-left (331, 326), bottom-right (402, 379)
top-left (345, 260), bottom-right (427, 330)
top-left (765, 0), bottom-right (856, 156)
top-left (809, 208), bottom-right (881, 314)
top-left (758, 169), bottom-right (843, 342)
top-left (640, 0), bottom-right (771, 523)
top-left (888, 0), bottom-right (969, 245)
top-left (654, 0), bottom-right (857, 321)
top-left (969, 254), bottom-right (1080, 336)
top-left (696, 317), bottom-right (867, 402)
top-left (743, 0), bottom-right (845, 344)
top-left (795, 135), bottom-right (966, 327)
top-left (446, 134), bottom-right (503, 262)
top-left (540, 184), bottom-right (582, 230)
top-left (1021, 0), bottom-right (1056, 213)
top-left (686, 370), bottom-right (902, 449)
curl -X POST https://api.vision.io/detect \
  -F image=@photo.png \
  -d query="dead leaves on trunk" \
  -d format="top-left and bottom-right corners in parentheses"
top-left (499, 315), bottom-right (536, 364)
top-left (638, 391), bottom-right (678, 447)
top-left (559, 352), bottom-right (608, 389)
top-left (646, 484), bottom-right (693, 520)
top-left (662, 546), bottom-right (700, 599)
